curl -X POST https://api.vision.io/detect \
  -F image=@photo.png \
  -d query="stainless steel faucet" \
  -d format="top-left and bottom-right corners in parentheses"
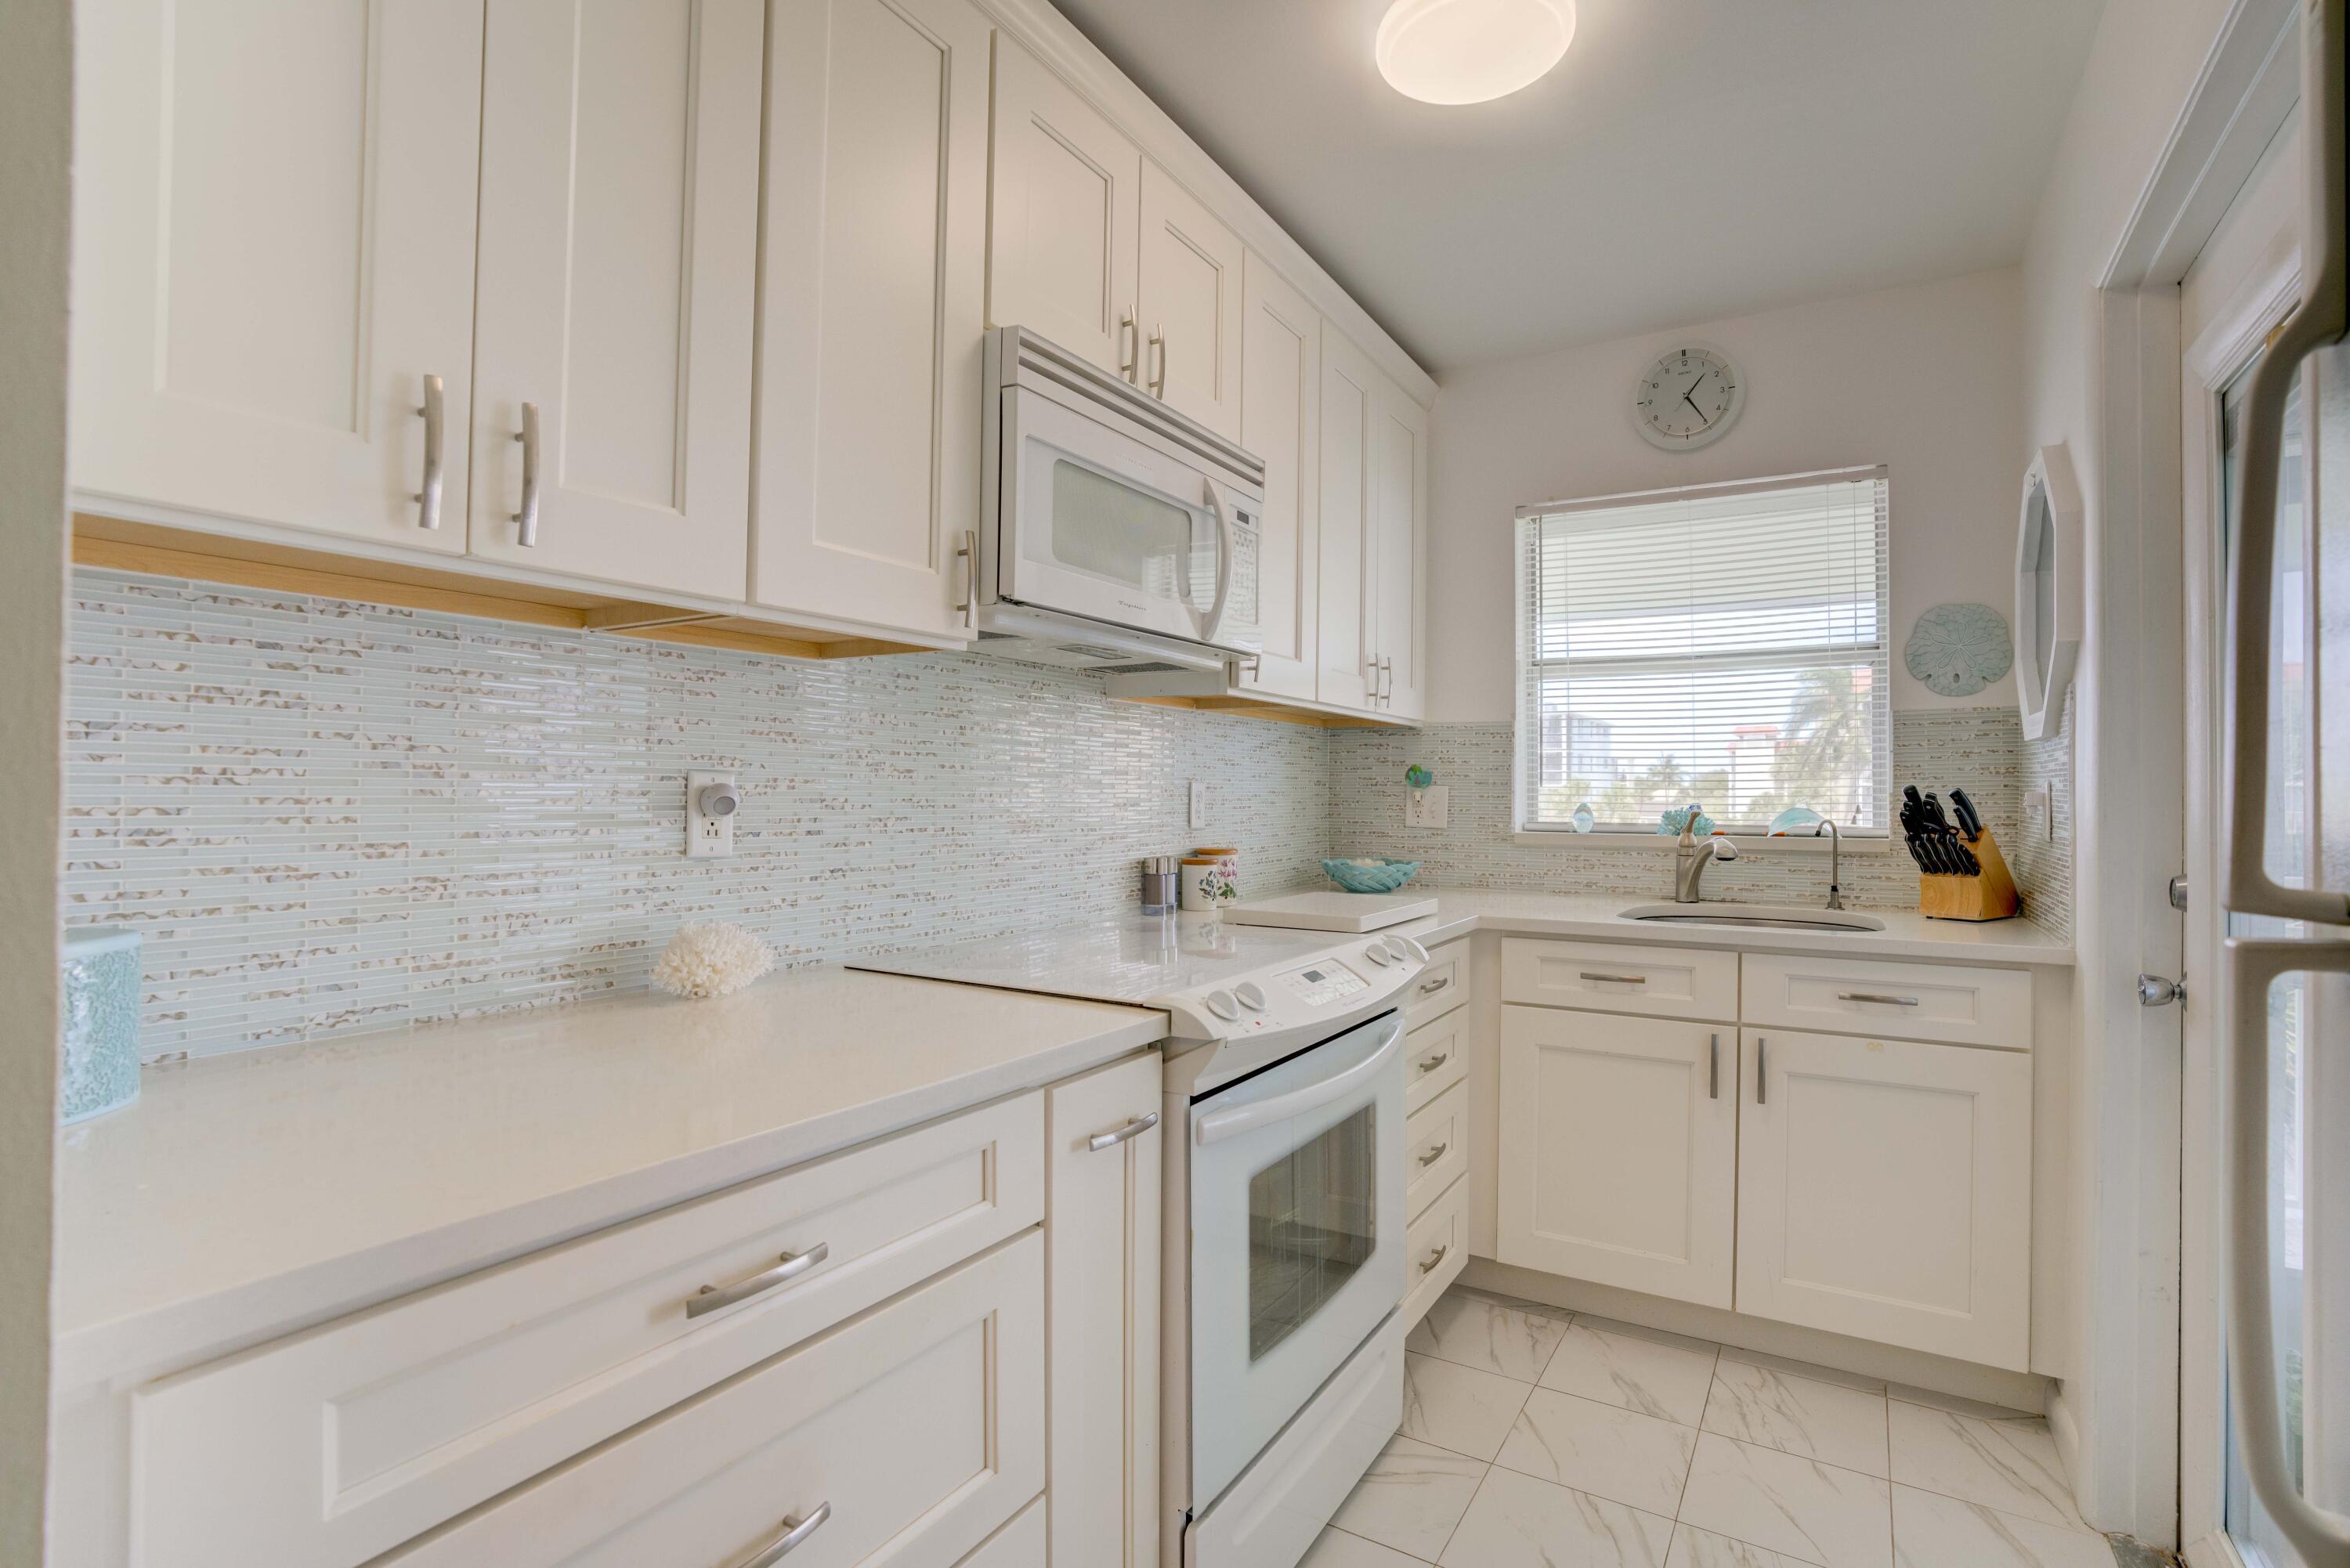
top-left (1672, 804), bottom-right (1737, 902)
top-left (1817, 818), bottom-right (1844, 909)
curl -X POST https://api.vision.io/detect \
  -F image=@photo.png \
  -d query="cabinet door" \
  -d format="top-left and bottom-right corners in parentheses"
top-left (1496, 1006), bottom-right (1737, 1308)
top-left (70, 0), bottom-right (483, 552)
top-left (1236, 255), bottom-right (1321, 700)
top-left (1735, 1030), bottom-right (2031, 1369)
top-left (1137, 164), bottom-right (1246, 439)
top-left (986, 37), bottom-right (1142, 380)
top-left (1372, 381), bottom-right (1430, 718)
top-left (1045, 1054), bottom-right (1161, 1568)
top-left (752, 0), bottom-right (991, 638)
top-left (466, 0), bottom-right (761, 598)
top-left (1314, 327), bottom-right (1380, 711)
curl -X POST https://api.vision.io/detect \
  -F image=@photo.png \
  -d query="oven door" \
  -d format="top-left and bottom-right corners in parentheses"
top-left (1188, 1010), bottom-right (1406, 1507)
top-left (1000, 383), bottom-right (1255, 651)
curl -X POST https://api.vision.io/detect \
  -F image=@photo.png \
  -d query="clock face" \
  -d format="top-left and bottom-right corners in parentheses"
top-left (1636, 347), bottom-right (1743, 450)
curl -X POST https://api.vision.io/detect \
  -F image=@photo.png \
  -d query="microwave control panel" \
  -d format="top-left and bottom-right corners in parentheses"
top-left (1277, 958), bottom-right (1368, 1009)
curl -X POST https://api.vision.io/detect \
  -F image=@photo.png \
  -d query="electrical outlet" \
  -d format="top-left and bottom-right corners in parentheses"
top-left (1405, 785), bottom-right (1449, 829)
top-left (685, 770), bottom-right (739, 858)
top-left (1189, 779), bottom-right (1209, 830)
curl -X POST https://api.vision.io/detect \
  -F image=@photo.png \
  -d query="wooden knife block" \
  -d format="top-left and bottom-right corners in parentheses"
top-left (1918, 829), bottom-right (2021, 921)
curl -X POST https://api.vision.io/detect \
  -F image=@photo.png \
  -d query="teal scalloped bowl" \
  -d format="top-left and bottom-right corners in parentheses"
top-left (1322, 857), bottom-right (1423, 893)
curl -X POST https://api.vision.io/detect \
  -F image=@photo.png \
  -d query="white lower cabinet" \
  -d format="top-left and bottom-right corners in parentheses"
top-left (385, 1233), bottom-right (1046, 1568)
top-left (1495, 1005), bottom-right (1738, 1309)
top-left (1401, 1172), bottom-right (1469, 1329)
top-left (1046, 1054), bottom-right (1161, 1568)
top-left (1735, 1028), bottom-right (2033, 1369)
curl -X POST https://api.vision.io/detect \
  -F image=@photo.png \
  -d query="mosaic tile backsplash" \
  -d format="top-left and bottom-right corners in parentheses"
top-left (1328, 707), bottom-right (2074, 939)
top-left (63, 571), bottom-right (1330, 1062)
top-left (64, 569), bottom-right (2076, 1063)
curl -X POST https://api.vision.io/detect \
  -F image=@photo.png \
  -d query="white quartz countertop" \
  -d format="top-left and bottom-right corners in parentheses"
top-left (1392, 888), bottom-right (2075, 966)
top-left (51, 965), bottom-right (1163, 1388)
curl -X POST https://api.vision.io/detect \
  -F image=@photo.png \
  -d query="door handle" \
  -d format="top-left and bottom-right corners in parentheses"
top-left (726, 1502), bottom-right (832, 1568)
top-left (1195, 1016), bottom-right (1402, 1145)
top-left (1148, 324), bottom-right (1166, 396)
top-left (685, 1241), bottom-right (828, 1319)
top-left (1198, 479), bottom-right (1235, 642)
top-left (414, 374), bottom-right (444, 529)
top-left (1088, 1111), bottom-right (1159, 1152)
top-left (512, 401), bottom-right (542, 547)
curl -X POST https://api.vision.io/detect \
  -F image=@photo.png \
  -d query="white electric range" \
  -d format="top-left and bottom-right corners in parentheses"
top-left (852, 914), bottom-right (1429, 1568)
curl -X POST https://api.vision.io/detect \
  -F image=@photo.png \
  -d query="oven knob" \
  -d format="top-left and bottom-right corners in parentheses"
top-left (1362, 943), bottom-right (1392, 967)
top-left (1206, 988), bottom-right (1242, 1021)
top-left (1390, 935), bottom-right (1430, 964)
top-left (1235, 981), bottom-right (1268, 1012)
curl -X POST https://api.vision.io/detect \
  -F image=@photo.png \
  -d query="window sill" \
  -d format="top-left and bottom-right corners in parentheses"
top-left (1507, 830), bottom-right (1894, 854)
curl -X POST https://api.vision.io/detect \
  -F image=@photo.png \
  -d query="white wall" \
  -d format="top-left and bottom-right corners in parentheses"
top-left (0, 0), bottom-right (69, 1557)
top-left (1425, 267), bottom-right (2023, 722)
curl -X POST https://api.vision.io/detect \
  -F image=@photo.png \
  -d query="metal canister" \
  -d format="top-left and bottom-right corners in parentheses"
top-left (1138, 855), bottom-right (1179, 916)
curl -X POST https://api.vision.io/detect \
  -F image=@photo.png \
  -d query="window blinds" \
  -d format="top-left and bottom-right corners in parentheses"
top-left (1514, 468), bottom-right (1891, 836)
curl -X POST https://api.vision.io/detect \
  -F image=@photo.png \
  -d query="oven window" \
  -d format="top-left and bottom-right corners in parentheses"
top-left (1247, 1104), bottom-right (1377, 1362)
top-left (1049, 459), bottom-right (1207, 604)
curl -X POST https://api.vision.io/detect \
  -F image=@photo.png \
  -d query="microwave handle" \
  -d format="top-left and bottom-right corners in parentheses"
top-left (1194, 1015), bottom-right (1404, 1147)
top-left (1198, 478), bottom-right (1237, 643)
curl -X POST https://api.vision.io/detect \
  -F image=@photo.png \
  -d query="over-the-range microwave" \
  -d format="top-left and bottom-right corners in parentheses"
top-left (972, 326), bottom-right (1264, 674)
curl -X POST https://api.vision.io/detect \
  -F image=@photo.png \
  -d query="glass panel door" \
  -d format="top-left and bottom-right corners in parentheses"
top-left (1247, 1102), bottom-right (1377, 1361)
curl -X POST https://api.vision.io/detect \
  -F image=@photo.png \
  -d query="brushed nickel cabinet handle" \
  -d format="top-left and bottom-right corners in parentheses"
top-left (1417, 976), bottom-right (1450, 995)
top-left (1755, 1036), bottom-right (1767, 1105)
top-left (512, 401), bottom-right (541, 547)
top-left (1150, 324), bottom-right (1168, 396)
top-left (1708, 1032), bottom-right (1719, 1100)
top-left (1088, 1111), bottom-right (1159, 1152)
top-left (1417, 1141), bottom-right (1449, 1166)
top-left (1580, 971), bottom-right (1647, 985)
top-left (1838, 992), bottom-right (1918, 1006)
top-left (1119, 310), bottom-right (1138, 381)
top-left (1417, 1050), bottom-right (1449, 1073)
top-left (956, 529), bottom-right (978, 630)
top-left (414, 374), bottom-right (444, 529)
top-left (728, 1502), bottom-right (831, 1567)
top-left (686, 1241), bottom-right (828, 1320)
top-left (1420, 1242), bottom-right (1450, 1274)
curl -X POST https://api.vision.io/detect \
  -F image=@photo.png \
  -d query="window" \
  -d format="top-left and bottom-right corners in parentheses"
top-left (1515, 468), bottom-right (1891, 838)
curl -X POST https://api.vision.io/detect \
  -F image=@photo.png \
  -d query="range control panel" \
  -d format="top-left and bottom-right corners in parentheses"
top-left (1276, 958), bottom-right (1369, 1009)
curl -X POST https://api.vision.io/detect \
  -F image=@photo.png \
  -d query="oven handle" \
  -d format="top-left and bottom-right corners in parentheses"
top-left (1195, 1015), bottom-right (1404, 1147)
top-left (1197, 476), bottom-right (1236, 644)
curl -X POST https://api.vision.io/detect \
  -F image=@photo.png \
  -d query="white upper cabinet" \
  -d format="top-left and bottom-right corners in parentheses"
top-left (752, 0), bottom-right (992, 638)
top-left (1316, 327), bottom-right (1380, 711)
top-left (465, 0), bottom-right (761, 601)
top-left (986, 36), bottom-right (1143, 381)
top-left (1237, 255), bottom-right (1321, 701)
top-left (1372, 381), bottom-right (1430, 718)
top-left (1137, 164), bottom-right (1246, 439)
top-left (70, 0), bottom-right (485, 552)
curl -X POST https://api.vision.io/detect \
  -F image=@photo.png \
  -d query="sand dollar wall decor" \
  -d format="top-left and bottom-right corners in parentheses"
top-left (1906, 602), bottom-right (2013, 698)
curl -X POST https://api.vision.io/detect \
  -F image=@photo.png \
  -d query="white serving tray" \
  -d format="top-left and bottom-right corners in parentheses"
top-left (1222, 889), bottom-right (1438, 934)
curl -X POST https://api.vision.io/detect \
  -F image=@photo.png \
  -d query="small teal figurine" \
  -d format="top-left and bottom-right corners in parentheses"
top-left (1571, 801), bottom-right (1596, 833)
top-left (1658, 806), bottom-right (1717, 837)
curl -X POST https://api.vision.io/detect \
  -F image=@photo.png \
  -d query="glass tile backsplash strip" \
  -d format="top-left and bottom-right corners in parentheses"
top-left (63, 570), bottom-right (1331, 1062)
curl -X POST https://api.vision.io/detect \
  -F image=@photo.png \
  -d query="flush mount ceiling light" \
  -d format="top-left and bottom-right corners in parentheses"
top-left (1375, 0), bottom-right (1575, 105)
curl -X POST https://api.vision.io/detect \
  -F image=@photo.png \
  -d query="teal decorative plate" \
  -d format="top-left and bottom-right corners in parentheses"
top-left (1905, 602), bottom-right (2013, 697)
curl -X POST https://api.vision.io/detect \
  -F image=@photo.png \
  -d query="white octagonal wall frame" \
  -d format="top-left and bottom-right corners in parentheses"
top-left (2014, 443), bottom-right (2082, 740)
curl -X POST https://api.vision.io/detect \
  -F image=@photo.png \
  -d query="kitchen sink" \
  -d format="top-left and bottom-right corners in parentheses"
top-left (1617, 902), bottom-right (1887, 934)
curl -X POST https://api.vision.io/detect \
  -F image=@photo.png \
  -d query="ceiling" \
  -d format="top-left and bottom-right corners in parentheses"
top-left (1050, 0), bottom-right (2108, 374)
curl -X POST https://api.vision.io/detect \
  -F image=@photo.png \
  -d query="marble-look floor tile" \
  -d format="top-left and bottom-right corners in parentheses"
top-left (1891, 1483), bottom-right (2114, 1568)
top-left (1539, 1318), bottom-right (1722, 1425)
top-left (1401, 1351), bottom-right (1534, 1461)
top-left (1716, 1345), bottom-right (1888, 1396)
top-left (1678, 1432), bottom-right (1893, 1568)
top-left (1439, 1465), bottom-right (1675, 1568)
top-left (1668, 1521), bottom-right (1825, 1568)
top-left (1704, 1360), bottom-right (1891, 1477)
top-left (1494, 1386), bottom-right (1700, 1517)
top-left (1887, 1402), bottom-right (2082, 1530)
top-left (1329, 1434), bottom-right (1488, 1559)
top-left (1884, 1382), bottom-right (2039, 1422)
top-left (1300, 1526), bottom-right (1432, 1568)
top-left (1408, 1290), bottom-right (1576, 1382)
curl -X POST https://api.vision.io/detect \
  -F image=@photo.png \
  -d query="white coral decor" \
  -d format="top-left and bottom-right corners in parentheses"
top-left (651, 921), bottom-right (776, 999)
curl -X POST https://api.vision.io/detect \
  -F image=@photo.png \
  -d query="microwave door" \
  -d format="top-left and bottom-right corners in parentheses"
top-left (1001, 388), bottom-right (1219, 644)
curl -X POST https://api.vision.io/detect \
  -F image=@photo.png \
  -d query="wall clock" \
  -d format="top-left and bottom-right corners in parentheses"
top-left (1635, 345), bottom-right (1744, 450)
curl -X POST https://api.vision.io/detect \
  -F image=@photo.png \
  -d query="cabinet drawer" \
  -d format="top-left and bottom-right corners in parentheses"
top-left (956, 1495), bottom-right (1045, 1567)
top-left (388, 1232), bottom-right (1046, 1568)
top-left (1405, 1007), bottom-right (1467, 1115)
top-left (1502, 938), bottom-right (1738, 1021)
top-left (1406, 1080), bottom-right (1467, 1221)
top-left (132, 1093), bottom-right (1045, 1568)
top-left (1402, 1173), bottom-right (1468, 1329)
top-left (1741, 953), bottom-right (2031, 1049)
top-left (1404, 942), bottom-right (1468, 1030)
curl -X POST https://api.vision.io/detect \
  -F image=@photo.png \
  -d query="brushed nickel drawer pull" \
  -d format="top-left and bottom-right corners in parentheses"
top-left (1417, 975), bottom-right (1451, 995)
top-left (1420, 1242), bottom-right (1450, 1274)
top-left (1417, 1140), bottom-right (1449, 1166)
top-left (1418, 1050), bottom-right (1450, 1073)
top-left (730, 1502), bottom-right (831, 1567)
top-left (1580, 971), bottom-right (1648, 985)
top-left (1088, 1111), bottom-right (1159, 1152)
top-left (414, 374), bottom-right (444, 529)
top-left (512, 401), bottom-right (542, 547)
top-left (1839, 992), bottom-right (1919, 1006)
top-left (1756, 1036), bottom-right (1767, 1104)
top-left (956, 529), bottom-right (978, 630)
top-left (687, 1241), bottom-right (829, 1320)
top-left (1708, 1032), bottom-right (1719, 1100)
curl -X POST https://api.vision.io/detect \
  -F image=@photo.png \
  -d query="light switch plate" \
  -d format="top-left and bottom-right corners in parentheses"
top-left (1405, 785), bottom-right (1448, 829)
top-left (686, 770), bottom-right (737, 858)
top-left (1189, 779), bottom-right (1208, 829)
